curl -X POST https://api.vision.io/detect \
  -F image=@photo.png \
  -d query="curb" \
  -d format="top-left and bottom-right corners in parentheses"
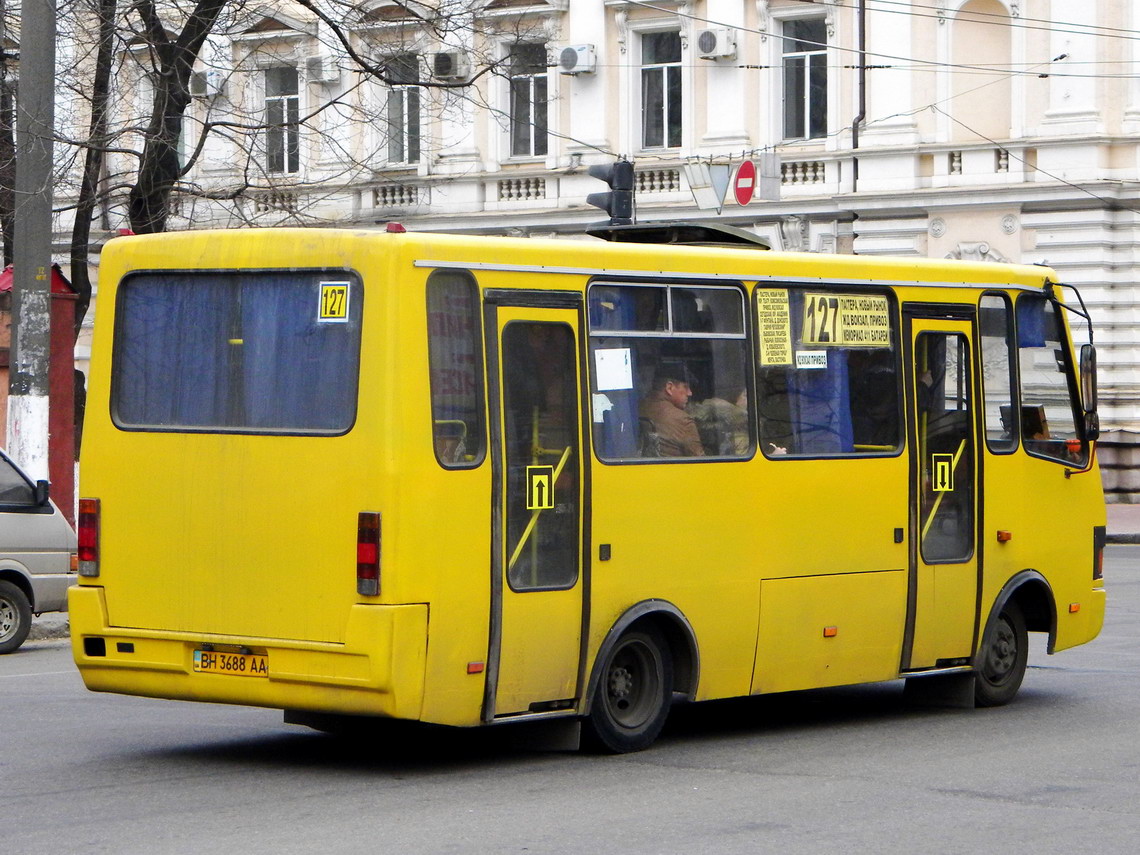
top-left (27, 617), bottom-right (70, 643)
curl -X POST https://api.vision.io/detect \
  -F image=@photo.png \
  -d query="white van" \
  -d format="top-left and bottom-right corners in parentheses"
top-left (0, 450), bottom-right (77, 653)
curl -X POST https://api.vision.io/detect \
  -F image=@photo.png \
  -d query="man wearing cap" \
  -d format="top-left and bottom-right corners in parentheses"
top-left (639, 369), bottom-right (706, 457)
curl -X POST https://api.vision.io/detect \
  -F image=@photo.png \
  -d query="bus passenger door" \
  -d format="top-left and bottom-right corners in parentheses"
top-left (902, 310), bottom-right (980, 670)
top-left (485, 299), bottom-right (586, 719)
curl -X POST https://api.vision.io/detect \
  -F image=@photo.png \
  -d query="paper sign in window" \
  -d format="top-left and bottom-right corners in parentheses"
top-left (757, 289), bottom-right (793, 365)
top-left (801, 293), bottom-right (890, 347)
top-left (594, 347), bottom-right (634, 391)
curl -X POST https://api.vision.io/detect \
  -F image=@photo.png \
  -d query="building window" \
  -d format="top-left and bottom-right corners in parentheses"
top-left (508, 43), bottom-right (548, 157)
top-left (265, 67), bottom-right (300, 173)
top-left (641, 31), bottom-right (681, 149)
top-left (385, 54), bottom-right (421, 164)
top-left (782, 18), bottom-right (827, 141)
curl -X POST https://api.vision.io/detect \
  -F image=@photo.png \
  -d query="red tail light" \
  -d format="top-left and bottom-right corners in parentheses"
top-left (78, 498), bottom-right (101, 577)
top-left (357, 512), bottom-right (381, 596)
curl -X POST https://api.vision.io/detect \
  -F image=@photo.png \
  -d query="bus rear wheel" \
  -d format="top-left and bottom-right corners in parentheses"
top-left (0, 580), bottom-right (32, 654)
top-left (975, 601), bottom-right (1028, 707)
top-left (586, 628), bottom-right (672, 753)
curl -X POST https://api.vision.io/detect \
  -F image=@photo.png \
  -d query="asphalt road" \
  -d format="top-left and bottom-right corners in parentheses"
top-left (5, 548), bottom-right (1139, 855)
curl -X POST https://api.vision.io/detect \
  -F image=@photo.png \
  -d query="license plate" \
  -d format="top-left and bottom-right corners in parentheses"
top-left (193, 649), bottom-right (269, 677)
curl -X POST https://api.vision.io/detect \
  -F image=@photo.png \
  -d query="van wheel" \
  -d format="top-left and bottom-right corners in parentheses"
top-left (975, 600), bottom-right (1028, 707)
top-left (585, 628), bottom-right (672, 753)
top-left (0, 580), bottom-right (32, 654)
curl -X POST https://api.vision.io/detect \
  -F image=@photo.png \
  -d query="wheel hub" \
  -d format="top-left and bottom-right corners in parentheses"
top-left (0, 602), bottom-right (14, 638)
top-left (609, 666), bottom-right (634, 708)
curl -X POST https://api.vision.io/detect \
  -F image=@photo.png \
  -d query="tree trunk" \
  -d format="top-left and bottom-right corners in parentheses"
top-left (69, 0), bottom-right (117, 335)
top-left (126, 0), bottom-right (228, 235)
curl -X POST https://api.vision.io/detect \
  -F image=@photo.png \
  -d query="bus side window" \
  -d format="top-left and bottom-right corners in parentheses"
top-left (755, 287), bottom-right (901, 457)
top-left (588, 282), bottom-right (751, 462)
top-left (979, 293), bottom-right (1017, 453)
top-left (1015, 295), bottom-right (1085, 465)
top-left (427, 271), bottom-right (486, 468)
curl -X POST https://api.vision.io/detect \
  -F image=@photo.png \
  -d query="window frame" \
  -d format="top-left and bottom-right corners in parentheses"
top-left (978, 291), bottom-right (1019, 455)
top-left (426, 269), bottom-right (487, 470)
top-left (753, 284), bottom-right (904, 460)
top-left (587, 278), bottom-right (753, 465)
top-left (1013, 292), bottom-right (1088, 468)
top-left (506, 42), bottom-right (549, 159)
top-left (780, 16), bottom-right (828, 142)
top-left (264, 66), bottom-right (301, 175)
top-left (639, 29), bottom-right (683, 151)
top-left (384, 53), bottom-right (422, 166)
top-left (110, 267), bottom-right (364, 437)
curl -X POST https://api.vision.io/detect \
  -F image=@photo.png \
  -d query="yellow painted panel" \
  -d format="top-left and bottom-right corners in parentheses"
top-left (70, 586), bottom-right (429, 719)
top-left (753, 570), bottom-right (907, 694)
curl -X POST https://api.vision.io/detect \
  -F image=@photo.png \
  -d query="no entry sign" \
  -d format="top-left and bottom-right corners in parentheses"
top-left (734, 160), bottom-right (756, 206)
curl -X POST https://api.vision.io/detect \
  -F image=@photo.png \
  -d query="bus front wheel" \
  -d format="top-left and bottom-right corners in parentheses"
top-left (975, 600), bottom-right (1028, 707)
top-left (586, 628), bottom-right (672, 753)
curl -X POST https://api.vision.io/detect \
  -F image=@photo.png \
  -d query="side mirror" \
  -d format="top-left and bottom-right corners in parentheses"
top-left (1080, 344), bottom-right (1099, 441)
top-left (34, 479), bottom-right (50, 506)
top-left (1080, 344), bottom-right (1098, 414)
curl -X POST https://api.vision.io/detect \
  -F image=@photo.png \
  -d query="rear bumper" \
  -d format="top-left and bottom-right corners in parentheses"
top-left (68, 585), bottom-right (428, 720)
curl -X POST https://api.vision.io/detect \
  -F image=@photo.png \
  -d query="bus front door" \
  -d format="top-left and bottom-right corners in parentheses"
top-left (486, 301), bottom-right (586, 718)
top-left (903, 311), bottom-right (980, 670)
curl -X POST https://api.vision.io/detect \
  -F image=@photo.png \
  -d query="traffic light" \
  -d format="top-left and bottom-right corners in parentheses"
top-left (586, 159), bottom-right (634, 225)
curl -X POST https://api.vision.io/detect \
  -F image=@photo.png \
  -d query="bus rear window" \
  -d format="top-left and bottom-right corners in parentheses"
top-left (112, 270), bottom-right (362, 434)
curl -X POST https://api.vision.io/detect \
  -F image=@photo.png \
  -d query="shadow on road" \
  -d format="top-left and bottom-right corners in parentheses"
top-left (133, 678), bottom-right (1079, 773)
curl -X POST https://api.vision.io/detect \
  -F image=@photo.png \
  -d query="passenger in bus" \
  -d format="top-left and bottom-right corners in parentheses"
top-left (639, 368), bottom-right (705, 457)
top-left (691, 387), bottom-right (749, 456)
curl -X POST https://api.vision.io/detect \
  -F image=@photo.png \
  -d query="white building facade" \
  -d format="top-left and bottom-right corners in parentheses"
top-left (70, 0), bottom-right (1140, 497)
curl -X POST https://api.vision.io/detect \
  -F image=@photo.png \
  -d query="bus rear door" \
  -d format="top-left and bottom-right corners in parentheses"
top-left (484, 292), bottom-right (586, 718)
top-left (903, 307), bottom-right (980, 670)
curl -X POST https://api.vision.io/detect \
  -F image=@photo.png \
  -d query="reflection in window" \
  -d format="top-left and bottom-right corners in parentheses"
top-left (588, 283), bottom-right (750, 461)
top-left (1016, 295), bottom-right (1085, 465)
top-left (755, 288), bottom-right (900, 457)
top-left (427, 271), bottom-right (485, 467)
top-left (980, 293), bottom-right (1017, 452)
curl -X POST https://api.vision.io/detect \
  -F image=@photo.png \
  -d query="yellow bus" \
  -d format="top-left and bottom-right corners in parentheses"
top-left (71, 225), bottom-right (1106, 752)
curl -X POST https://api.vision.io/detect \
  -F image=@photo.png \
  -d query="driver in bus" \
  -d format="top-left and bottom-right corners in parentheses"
top-left (639, 367), bottom-right (706, 457)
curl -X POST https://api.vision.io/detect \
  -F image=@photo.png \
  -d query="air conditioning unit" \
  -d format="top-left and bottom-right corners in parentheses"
top-left (305, 55), bottom-right (341, 85)
top-left (432, 51), bottom-right (471, 81)
top-left (696, 28), bottom-right (736, 60)
top-left (558, 44), bottom-right (597, 75)
top-left (189, 70), bottom-right (225, 99)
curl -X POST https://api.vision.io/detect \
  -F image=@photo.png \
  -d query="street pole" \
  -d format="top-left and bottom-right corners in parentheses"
top-left (8, 0), bottom-right (56, 479)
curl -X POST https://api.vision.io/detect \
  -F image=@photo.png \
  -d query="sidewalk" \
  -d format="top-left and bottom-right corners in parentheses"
top-left (1107, 503), bottom-right (1140, 544)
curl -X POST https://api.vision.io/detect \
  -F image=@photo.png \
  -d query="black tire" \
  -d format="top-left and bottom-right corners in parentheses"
top-left (975, 600), bottom-right (1028, 707)
top-left (585, 628), bottom-right (672, 753)
top-left (0, 579), bottom-right (32, 654)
